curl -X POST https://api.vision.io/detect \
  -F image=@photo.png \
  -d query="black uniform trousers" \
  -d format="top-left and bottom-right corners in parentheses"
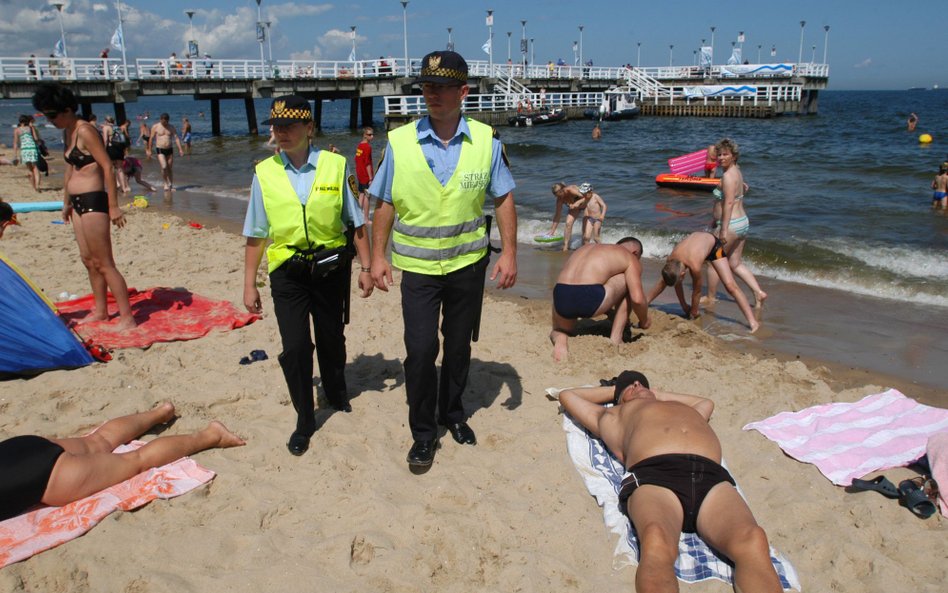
top-left (269, 262), bottom-right (348, 434)
top-left (400, 256), bottom-right (488, 441)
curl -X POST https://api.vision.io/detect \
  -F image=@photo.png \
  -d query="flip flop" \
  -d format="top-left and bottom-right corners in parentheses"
top-left (898, 478), bottom-right (937, 519)
top-left (849, 476), bottom-right (900, 499)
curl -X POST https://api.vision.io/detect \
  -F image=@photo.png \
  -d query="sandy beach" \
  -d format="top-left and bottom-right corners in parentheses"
top-left (1, 163), bottom-right (945, 592)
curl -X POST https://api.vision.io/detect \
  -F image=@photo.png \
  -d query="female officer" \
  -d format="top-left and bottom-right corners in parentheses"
top-left (242, 95), bottom-right (372, 456)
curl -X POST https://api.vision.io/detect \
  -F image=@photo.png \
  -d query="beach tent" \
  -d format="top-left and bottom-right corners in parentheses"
top-left (0, 252), bottom-right (93, 378)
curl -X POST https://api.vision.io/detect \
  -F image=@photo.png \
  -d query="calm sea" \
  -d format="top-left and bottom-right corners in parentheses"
top-left (3, 90), bottom-right (946, 393)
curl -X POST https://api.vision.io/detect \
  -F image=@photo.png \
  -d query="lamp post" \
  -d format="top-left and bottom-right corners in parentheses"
top-left (709, 26), bottom-right (715, 66)
top-left (798, 20), bottom-right (806, 64)
top-left (486, 10), bottom-right (493, 73)
top-left (693, 49), bottom-right (697, 66)
top-left (578, 25), bottom-right (584, 76)
top-left (810, 44), bottom-right (816, 64)
top-left (400, 1), bottom-right (409, 77)
top-left (636, 42), bottom-right (641, 68)
top-left (757, 44), bottom-right (762, 63)
top-left (668, 44), bottom-right (673, 67)
top-left (520, 20), bottom-right (527, 70)
top-left (52, 2), bottom-right (68, 58)
top-left (255, 0), bottom-right (266, 80)
top-left (530, 38), bottom-right (534, 66)
top-left (185, 10), bottom-right (196, 52)
top-left (822, 25), bottom-right (830, 64)
top-left (447, 27), bottom-right (453, 51)
top-left (266, 22), bottom-right (273, 64)
top-left (115, 1), bottom-right (129, 80)
top-left (350, 25), bottom-right (356, 62)
top-left (507, 31), bottom-right (512, 62)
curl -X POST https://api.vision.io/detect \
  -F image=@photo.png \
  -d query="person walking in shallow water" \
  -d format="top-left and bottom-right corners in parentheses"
top-left (907, 113), bottom-right (918, 131)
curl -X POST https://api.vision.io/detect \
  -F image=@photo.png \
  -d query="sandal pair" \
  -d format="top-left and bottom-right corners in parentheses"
top-left (850, 475), bottom-right (939, 519)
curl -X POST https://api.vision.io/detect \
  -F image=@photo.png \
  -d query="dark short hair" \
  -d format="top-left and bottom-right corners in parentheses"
top-left (612, 370), bottom-right (651, 405)
top-left (18, 115), bottom-right (31, 126)
top-left (617, 236), bottom-right (643, 254)
top-left (662, 260), bottom-right (683, 287)
top-left (31, 83), bottom-right (79, 114)
top-left (160, 113), bottom-right (170, 121)
top-left (0, 200), bottom-right (14, 224)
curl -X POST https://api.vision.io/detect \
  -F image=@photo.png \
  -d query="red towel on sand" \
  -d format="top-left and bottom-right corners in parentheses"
top-left (56, 287), bottom-right (260, 350)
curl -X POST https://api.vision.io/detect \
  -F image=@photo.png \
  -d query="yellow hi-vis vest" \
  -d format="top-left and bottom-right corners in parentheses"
top-left (389, 118), bottom-right (493, 275)
top-left (256, 151), bottom-right (347, 273)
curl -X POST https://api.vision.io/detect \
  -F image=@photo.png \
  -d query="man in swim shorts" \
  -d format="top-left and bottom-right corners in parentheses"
top-left (147, 113), bottom-right (183, 190)
top-left (551, 237), bottom-right (649, 362)
top-left (557, 372), bottom-right (782, 593)
top-left (647, 231), bottom-right (759, 332)
top-left (931, 163), bottom-right (947, 209)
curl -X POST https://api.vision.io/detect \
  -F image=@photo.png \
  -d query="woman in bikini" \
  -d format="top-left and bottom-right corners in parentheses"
top-left (705, 138), bottom-right (767, 307)
top-left (32, 84), bottom-right (137, 329)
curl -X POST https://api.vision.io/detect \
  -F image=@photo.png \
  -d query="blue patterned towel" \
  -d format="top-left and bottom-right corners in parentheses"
top-left (558, 398), bottom-right (801, 590)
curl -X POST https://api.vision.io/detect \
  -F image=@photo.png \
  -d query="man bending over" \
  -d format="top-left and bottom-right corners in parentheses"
top-left (551, 237), bottom-right (649, 362)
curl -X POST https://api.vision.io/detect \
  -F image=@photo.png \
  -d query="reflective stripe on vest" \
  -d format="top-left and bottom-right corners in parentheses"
top-left (388, 118), bottom-right (493, 275)
top-left (256, 151), bottom-right (347, 273)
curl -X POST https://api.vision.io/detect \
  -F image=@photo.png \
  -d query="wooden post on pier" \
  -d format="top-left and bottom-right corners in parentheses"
top-left (360, 96), bottom-right (374, 127)
top-left (80, 102), bottom-right (93, 120)
top-left (210, 99), bottom-right (221, 136)
top-left (313, 96), bottom-right (323, 131)
top-left (349, 98), bottom-right (359, 130)
top-left (113, 103), bottom-right (127, 126)
top-left (244, 97), bottom-right (258, 135)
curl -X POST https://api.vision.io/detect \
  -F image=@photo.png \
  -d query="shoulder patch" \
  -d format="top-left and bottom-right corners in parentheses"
top-left (347, 174), bottom-right (358, 195)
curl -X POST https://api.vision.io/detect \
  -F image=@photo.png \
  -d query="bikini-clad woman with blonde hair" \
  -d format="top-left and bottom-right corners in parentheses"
top-left (705, 138), bottom-right (767, 308)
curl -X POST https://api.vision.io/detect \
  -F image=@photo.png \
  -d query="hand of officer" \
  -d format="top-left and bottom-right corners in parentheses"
top-left (490, 251), bottom-right (517, 289)
top-left (370, 255), bottom-right (393, 292)
top-left (244, 285), bottom-right (262, 314)
top-left (357, 271), bottom-right (374, 298)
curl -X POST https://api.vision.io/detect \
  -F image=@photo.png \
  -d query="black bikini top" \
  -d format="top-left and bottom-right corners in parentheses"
top-left (64, 146), bottom-right (96, 169)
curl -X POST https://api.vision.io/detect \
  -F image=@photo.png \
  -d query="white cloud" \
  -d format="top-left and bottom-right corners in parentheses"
top-left (854, 58), bottom-right (871, 69)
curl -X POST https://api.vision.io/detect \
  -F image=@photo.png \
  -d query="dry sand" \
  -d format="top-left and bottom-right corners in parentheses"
top-left (0, 165), bottom-right (945, 592)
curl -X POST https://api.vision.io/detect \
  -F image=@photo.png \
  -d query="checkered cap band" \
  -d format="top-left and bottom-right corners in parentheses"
top-left (420, 66), bottom-right (467, 83)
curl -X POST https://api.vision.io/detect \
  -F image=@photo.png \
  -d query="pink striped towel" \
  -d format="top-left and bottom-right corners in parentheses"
top-left (668, 149), bottom-right (709, 175)
top-left (0, 441), bottom-right (215, 568)
top-left (742, 389), bottom-right (948, 486)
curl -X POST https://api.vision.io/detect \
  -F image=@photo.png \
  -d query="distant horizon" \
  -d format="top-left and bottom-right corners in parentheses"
top-left (0, 1), bottom-right (943, 92)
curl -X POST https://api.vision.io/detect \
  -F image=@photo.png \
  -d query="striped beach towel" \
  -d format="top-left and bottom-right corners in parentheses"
top-left (560, 406), bottom-right (801, 590)
top-left (743, 389), bottom-right (948, 486)
top-left (667, 149), bottom-right (708, 175)
top-left (0, 441), bottom-right (215, 568)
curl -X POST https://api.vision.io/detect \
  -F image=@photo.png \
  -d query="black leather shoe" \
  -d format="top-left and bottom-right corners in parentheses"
top-left (287, 431), bottom-right (311, 456)
top-left (446, 422), bottom-right (477, 445)
top-left (406, 439), bottom-right (438, 467)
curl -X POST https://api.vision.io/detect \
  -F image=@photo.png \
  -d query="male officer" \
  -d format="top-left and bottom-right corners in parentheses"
top-left (369, 51), bottom-right (518, 468)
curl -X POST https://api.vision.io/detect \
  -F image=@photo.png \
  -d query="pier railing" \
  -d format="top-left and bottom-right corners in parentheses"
top-left (0, 56), bottom-right (828, 83)
top-left (385, 92), bottom-right (604, 116)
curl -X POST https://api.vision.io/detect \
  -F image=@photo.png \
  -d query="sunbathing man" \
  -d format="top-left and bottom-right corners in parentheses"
top-left (558, 371), bottom-right (782, 593)
top-left (647, 231), bottom-right (759, 333)
top-left (0, 402), bottom-right (244, 521)
top-left (551, 237), bottom-right (649, 362)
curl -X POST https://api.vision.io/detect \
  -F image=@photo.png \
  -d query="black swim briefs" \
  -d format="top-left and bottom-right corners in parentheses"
top-left (70, 191), bottom-right (110, 215)
top-left (0, 435), bottom-right (65, 521)
top-left (705, 233), bottom-right (727, 262)
top-left (156, 147), bottom-right (174, 158)
top-left (553, 283), bottom-right (606, 319)
top-left (618, 453), bottom-right (735, 533)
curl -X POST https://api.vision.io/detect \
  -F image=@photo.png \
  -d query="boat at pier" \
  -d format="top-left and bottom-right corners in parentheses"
top-left (508, 108), bottom-right (567, 127)
top-left (583, 88), bottom-right (640, 121)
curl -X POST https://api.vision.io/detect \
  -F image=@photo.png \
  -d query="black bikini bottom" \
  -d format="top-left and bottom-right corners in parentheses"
top-left (70, 191), bottom-right (110, 215)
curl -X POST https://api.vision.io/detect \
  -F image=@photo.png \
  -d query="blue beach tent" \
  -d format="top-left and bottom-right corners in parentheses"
top-left (0, 252), bottom-right (93, 377)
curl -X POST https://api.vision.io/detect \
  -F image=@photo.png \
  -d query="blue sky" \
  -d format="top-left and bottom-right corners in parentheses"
top-left (1, 0), bottom-right (942, 90)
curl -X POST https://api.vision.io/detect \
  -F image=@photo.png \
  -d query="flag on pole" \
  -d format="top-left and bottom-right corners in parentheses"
top-left (771, 46), bottom-right (777, 57)
top-left (348, 48), bottom-right (356, 62)
top-left (737, 33), bottom-right (745, 43)
top-left (53, 39), bottom-right (65, 58)
top-left (482, 38), bottom-right (491, 55)
top-left (111, 28), bottom-right (124, 51)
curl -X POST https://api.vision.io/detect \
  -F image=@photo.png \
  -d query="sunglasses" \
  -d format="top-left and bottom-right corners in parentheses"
top-left (42, 110), bottom-right (61, 120)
